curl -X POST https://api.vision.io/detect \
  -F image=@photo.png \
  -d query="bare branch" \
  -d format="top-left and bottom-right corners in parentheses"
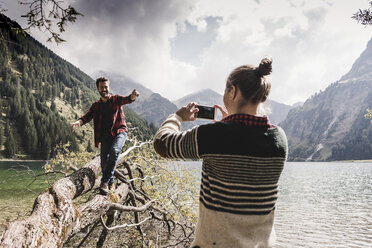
top-left (121, 140), bottom-right (152, 157)
top-left (19, 0), bottom-right (83, 43)
top-left (100, 215), bottom-right (152, 231)
top-left (164, 229), bottom-right (195, 248)
top-left (128, 174), bottom-right (159, 182)
top-left (109, 200), bottom-right (155, 212)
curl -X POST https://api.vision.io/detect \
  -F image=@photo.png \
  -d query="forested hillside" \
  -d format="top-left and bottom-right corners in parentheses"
top-left (0, 14), bottom-right (154, 159)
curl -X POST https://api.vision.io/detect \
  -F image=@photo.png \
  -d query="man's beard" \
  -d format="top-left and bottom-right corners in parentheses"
top-left (100, 91), bottom-right (109, 98)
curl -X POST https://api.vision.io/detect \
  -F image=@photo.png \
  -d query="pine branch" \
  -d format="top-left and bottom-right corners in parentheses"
top-left (352, 1), bottom-right (372, 25)
top-left (19, 0), bottom-right (83, 43)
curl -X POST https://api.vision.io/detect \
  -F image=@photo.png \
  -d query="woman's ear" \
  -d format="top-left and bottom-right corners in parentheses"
top-left (230, 85), bottom-right (238, 100)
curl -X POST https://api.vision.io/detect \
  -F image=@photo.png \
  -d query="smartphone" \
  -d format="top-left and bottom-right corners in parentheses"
top-left (196, 105), bottom-right (216, 120)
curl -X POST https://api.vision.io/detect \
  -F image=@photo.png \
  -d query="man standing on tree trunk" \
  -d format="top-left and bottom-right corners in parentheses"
top-left (71, 77), bottom-right (139, 195)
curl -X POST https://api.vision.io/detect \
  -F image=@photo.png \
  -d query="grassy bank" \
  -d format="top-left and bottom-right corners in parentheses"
top-left (0, 159), bottom-right (46, 162)
top-left (0, 161), bottom-right (56, 233)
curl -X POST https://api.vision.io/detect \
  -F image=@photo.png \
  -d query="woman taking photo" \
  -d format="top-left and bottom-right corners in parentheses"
top-left (153, 57), bottom-right (288, 248)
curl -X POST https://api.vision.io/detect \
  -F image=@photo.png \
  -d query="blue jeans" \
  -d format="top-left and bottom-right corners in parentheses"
top-left (100, 132), bottom-right (127, 184)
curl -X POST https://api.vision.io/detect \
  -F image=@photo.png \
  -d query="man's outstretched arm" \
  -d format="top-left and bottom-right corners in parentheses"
top-left (117, 89), bottom-right (140, 105)
top-left (70, 103), bottom-right (96, 130)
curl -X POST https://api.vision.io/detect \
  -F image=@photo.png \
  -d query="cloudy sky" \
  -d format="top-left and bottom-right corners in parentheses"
top-left (3, 0), bottom-right (372, 105)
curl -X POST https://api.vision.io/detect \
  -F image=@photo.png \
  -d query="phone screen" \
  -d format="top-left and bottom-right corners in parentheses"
top-left (196, 105), bottom-right (215, 120)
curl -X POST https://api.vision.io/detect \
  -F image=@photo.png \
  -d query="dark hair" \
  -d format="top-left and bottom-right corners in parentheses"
top-left (226, 57), bottom-right (272, 104)
top-left (96, 77), bottom-right (109, 89)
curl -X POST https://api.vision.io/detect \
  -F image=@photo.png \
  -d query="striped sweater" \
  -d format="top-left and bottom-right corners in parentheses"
top-left (153, 113), bottom-right (288, 248)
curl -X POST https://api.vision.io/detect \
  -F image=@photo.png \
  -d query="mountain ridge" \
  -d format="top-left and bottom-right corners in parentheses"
top-left (340, 38), bottom-right (372, 82)
top-left (280, 37), bottom-right (372, 161)
top-left (107, 75), bottom-right (295, 128)
top-left (173, 89), bottom-right (224, 108)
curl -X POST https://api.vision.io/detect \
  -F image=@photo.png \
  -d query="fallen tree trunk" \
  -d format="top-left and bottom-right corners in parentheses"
top-left (0, 155), bottom-right (128, 247)
top-left (0, 140), bottom-right (195, 247)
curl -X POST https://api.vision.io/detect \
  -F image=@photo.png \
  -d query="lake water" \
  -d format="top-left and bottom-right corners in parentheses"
top-left (275, 162), bottom-right (372, 248)
top-left (0, 161), bottom-right (371, 247)
top-left (175, 161), bottom-right (372, 248)
top-left (0, 161), bottom-right (56, 230)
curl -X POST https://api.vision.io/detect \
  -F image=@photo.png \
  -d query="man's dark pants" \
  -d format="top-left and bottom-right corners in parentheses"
top-left (100, 132), bottom-right (127, 185)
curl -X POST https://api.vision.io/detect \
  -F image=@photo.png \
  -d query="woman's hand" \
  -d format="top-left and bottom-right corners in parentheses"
top-left (214, 104), bottom-right (229, 120)
top-left (176, 102), bottom-right (199, 122)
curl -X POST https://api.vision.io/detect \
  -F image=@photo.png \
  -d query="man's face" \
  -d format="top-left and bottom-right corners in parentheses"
top-left (98, 81), bottom-right (110, 98)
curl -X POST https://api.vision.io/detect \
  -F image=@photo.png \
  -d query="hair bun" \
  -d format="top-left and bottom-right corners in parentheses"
top-left (257, 57), bottom-right (273, 76)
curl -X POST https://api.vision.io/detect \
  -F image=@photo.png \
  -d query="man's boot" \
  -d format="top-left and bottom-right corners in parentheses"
top-left (100, 182), bottom-right (109, 195)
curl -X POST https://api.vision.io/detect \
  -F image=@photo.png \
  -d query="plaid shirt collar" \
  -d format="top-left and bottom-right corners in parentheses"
top-left (98, 94), bottom-right (113, 103)
top-left (221, 113), bottom-right (274, 128)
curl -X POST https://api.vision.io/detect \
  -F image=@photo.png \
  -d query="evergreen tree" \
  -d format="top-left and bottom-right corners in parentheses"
top-left (86, 140), bottom-right (93, 152)
top-left (5, 124), bottom-right (16, 158)
top-left (23, 109), bottom-right (38, 155)
top-left (69, 137), bottom-right (79, 152)
top-left (0, 126), bottom-right (3, 148)
top-left (52, 84), bottom-right (59, 98)
top-left (11, 91), bottom-right (22, 118)
top-left (51, 100), bottom-right (56, 112)
top-left (41, 134), bottom-right (52, 160)
top-left (0, 98), bottom-right (2, 148)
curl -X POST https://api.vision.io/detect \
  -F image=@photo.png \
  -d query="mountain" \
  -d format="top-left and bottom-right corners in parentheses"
top-left (174, 89), bottom-right (294, 126)
top-left (173, 89), bottom-right (222, 129)
top-left (94, 71), bottom-right (154, 99)
top-left (292, 102), bottom-right (304, 108)
top-left (265, 100), bottom-right (294, 125)
top-left (128, 93), bottom-right (179, 127)
top-left (280, 38), bottom-right (372, 161)
top-left (103, 73), bottom-right (179, 127)
top-left (339, 39), bottom-right (372, 82)
top-left (0, 13), bottom-right (154, 159)
top-left (174, 89), bottom-right (224, 108)
top-left (100, 75), bottom-right (294, 130)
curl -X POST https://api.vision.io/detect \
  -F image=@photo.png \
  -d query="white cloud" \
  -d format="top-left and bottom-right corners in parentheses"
top-left (183, 0), bottom-right (372, 104)
top-left (2, 0), bottom-right (372, 105)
